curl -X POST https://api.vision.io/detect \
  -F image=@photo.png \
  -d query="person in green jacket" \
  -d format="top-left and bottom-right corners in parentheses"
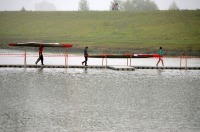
top-left (156, 47), bottom-right (164, 66)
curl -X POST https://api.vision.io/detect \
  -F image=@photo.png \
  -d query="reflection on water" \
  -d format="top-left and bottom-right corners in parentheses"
top-left (0, 68), bottom-right (200, 131)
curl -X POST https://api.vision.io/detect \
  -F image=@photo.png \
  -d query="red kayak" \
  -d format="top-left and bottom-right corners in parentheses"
top-left (9, 42), bottom-right (73, 48)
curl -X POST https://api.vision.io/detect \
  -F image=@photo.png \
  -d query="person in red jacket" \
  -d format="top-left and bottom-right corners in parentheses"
top-left (35, 45), bottom-right (44, 65)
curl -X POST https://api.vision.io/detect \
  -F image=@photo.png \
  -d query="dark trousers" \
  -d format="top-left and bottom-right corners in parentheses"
top-left (35, 55), bottom-right (44, 65)
top-left (82, 56), bottom-right (88, 66)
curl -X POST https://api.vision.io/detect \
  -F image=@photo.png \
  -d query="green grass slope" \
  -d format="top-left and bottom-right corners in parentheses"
top-left (0, 11), bottom-right (200, 53)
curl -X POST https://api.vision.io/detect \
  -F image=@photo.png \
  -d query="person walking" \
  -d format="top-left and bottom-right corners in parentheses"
top-left (82, 47), bottom-right (88, 66)
top-left (35, 45), bottom-right (44, 65)
top-left (156, 47), bottom-right (164, 66)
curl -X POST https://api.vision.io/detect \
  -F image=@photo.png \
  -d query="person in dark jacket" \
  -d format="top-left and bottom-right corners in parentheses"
top-left (82, 47), bottom-right (88, 66)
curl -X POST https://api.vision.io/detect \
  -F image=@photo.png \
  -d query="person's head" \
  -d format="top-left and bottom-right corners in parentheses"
top-left (86, 47), bottom-right (88, 49)
top-left (160, 47), bottom-right (162, 49)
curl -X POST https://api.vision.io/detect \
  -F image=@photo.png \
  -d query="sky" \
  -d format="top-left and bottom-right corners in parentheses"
top-left (0, 0), bottom-right (200, 11)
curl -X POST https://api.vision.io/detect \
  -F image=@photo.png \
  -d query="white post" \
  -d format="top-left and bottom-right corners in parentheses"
top-left (185, 52), bottom-right (187, 70)
top-left (180, 52), bottom-right (182, 67)
top-left (65, 49), bottom-right (68, 66)
top-left (106, 55), bottom-right (107, 67)
top-left (24, 48), bottom-right (26, 67)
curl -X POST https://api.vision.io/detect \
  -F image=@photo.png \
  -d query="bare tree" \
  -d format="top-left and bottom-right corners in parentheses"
top-left (169, 1), bottom-right (179, 10)
top-left (79, 0), bottom-right (89, 11)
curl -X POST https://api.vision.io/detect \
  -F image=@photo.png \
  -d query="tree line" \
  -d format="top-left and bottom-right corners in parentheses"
top-left (78, 0), bottom-right (180, 11)
top-left (20, 0), bottom-right (180, 11)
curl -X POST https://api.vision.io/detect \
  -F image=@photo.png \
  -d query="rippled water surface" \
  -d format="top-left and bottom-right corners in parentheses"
top-left (0, 68), bottom-right (200, 132)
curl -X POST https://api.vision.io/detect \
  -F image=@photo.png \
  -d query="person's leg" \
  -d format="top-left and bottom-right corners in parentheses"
top-left (82, 60), bottom-right (85, 65)
top-left (161, 59), bottom-right (164, 66)
top-left (38, 55), bottom-right (43, 65)
top-left (35, 57), bottom-right (40, 64)
top-left (41, 58), bottom-right (44, 65)
top-left (85, 57), bottom-right (88, 66)
top-left (156, 58), bottom-right (160, 66)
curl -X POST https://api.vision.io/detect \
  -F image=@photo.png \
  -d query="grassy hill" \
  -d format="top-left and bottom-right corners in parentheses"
top-left (0, 11), bottom-right (200, 54)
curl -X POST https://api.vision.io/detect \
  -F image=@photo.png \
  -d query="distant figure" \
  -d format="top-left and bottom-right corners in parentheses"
top-left (82, 47), bottom-right (88, 66)
top-left (112, 2), bottom-right (119, 11)
top-left (156, 47), bottom-right (164, 66)
top-left (35, 45), bottom-right (44, 65)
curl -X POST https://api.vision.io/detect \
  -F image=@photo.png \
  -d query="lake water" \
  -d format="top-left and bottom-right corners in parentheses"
top-left (0, 49), bottom-right (200, 131)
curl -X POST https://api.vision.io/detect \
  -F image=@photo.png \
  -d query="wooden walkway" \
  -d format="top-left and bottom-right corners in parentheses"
top-left (0, 65), bottom-right (200, 70)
